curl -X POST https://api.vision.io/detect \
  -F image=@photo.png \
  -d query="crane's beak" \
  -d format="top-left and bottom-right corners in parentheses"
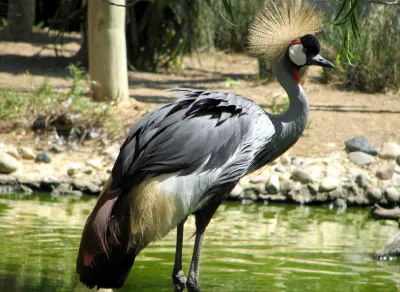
top-left (307, 55), bottom-right (335, 68)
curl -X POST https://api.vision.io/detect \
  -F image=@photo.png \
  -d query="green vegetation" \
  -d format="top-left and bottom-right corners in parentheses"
top-left (0, 64), bottom-right (118, 136)
top-left (322, 5), bottom-right (400, 93)
top-left (269, 94), bottom-right (289, 115)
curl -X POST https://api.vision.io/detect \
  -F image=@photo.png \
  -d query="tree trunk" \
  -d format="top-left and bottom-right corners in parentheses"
top-left (7, 0), bottom-right (36, 36)
top-left (88, 0), bottom-right (129, 101)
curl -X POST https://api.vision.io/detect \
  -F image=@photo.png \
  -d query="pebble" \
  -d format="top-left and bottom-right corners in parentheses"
top-left (0, 151), bottom-right (19, 174)
top-left (376, 163), bottom-right (395, 180)
top-left (291, 169), bottom-right (312, 184)
top-left (380, 142), bottom-right (400, 160)
top-left (35, 152), bottom-right (51, 163)
top-left (266, 174), bottom-right (280, 194)
top-left (348, 151), bottom-right (374, 166)
top-left (345, 136), bottom-right (378, 155)
top-left (49, 145), bottom-right (64, 154)
top-left (20, 147), bottom-right (35, 160)
top-left (385, 187), bottom-right (400, 204)
top-left (6, 147), bottom-right (19, 159)
top-left (319, 177), bottom-right (339, 192)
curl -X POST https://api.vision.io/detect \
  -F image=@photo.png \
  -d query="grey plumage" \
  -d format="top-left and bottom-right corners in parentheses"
top-left (76, 1), bottom-right (335, 290)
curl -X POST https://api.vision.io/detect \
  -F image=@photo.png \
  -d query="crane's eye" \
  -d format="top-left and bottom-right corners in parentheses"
top-left (302, 47), bottom-right (307, 53)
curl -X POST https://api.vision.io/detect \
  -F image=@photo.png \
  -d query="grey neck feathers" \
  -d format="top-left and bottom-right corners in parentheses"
top-left (270, 56), bottom-right (309, 143)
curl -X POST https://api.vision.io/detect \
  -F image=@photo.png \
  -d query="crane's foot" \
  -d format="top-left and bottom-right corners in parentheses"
top-left (172, 270), bottom-right (186, 292)
top-left (186, 275), bottom-right (201, 292)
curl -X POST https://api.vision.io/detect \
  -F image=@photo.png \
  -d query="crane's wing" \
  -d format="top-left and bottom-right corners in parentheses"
top-left (112, 88), bottom-right (264, 190)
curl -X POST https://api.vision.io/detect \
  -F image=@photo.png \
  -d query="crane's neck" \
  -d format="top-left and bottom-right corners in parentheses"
top-left (270, 56), bottom-right (309, 144)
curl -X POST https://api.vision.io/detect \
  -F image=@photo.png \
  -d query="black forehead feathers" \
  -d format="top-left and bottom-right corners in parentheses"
top-left (300, 34), bottom-right (320, 56)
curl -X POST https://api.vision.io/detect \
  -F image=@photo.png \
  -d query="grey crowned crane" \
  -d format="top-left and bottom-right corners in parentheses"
top-left (76, 0), bottom-right (334, 291)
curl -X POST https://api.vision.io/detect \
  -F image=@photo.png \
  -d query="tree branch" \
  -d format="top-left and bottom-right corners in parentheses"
top-left (103, 0), bottom-right (154, 8)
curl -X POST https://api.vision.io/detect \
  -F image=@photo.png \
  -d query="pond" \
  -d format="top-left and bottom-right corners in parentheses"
top-left (0, 193), bottom-right (399, 292)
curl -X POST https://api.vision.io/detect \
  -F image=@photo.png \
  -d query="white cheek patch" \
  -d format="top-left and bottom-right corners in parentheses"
top-left (289, 44), bottom-right (306, 66)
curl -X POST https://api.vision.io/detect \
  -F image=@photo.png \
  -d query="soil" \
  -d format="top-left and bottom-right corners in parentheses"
top-left (1, 31), bottom-right (400, 159)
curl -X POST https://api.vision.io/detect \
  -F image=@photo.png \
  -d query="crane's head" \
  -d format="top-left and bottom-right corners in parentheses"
top-left (248, 0), bottom-right (334, 83)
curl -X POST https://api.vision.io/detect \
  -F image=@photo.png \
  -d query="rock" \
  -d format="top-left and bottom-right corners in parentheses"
top-left (280, 153), bottom-right (291, 166)
top-left (334, 198), bottom-right (347, 209)
top-left (355, 174), bottom-right (368, 188)
top-left (303, 162), bottom-right (326, 182)
top-left (366, 187), bottom-right (383, 203)
top-left (20, 185), bottom-right (33, 195)
top-left (35, 152), bottom-right (51, 163)
top-left (87, 158), bottom-right (103, 170)
top-left (291, 169), bottom-right (312, 184)
top-left (376, 163), bottom-right (395, 180)
top-left (345, 136), bottom-right (378, 155)
top-left (250, 175), bottom-right (266, 184)
top-left (67, 163), bottom-right (83, 177)
top-left (291, 158), bottom-right (302, 167)
top-left (51, 183), bottom-right (78, 196)
top-left (41, 176), bottom-right (62, 190)
top-left (14, 173), bottom-right (41, 189)
top-left (280, 180), bottom-right (294, 194)
top-left (266, 175), bottom-right (280, 194)
top-left (380, 142), bottom-right (400, 160)
top-left (82, 167), bottom-right (93, 175)
top-left (307, 183), bottom-right (319, 195)
top-left (319, 177), bottom-right (339, 192)
top-left (0, 174), bottom-right (18, 185)
top-left (348, 152), bottom-right (374, 166)
top-left (385, 187), bottom-right (400, 204)
top-left (230, 184), bottom-right (243, 198)
top-left (6, 147), bottom-right (19, 159)
top-left (72, 179), bottom-right (101, 194)
top-left (103, 146), bottom-right (119, 162)
top-left (20, 147), bottom-right (35, 160)
top-left (397, 155), bottom-right (400, 167)
top-left (239, 189), bottom-right (258, 201)
top-left (49, 145), bottom-right (64, 154)
top-left (0, 151), bottom-right (19, 173)
top-left (274, 164), bottom-right (286, 173)
top-left (259, 193), bottom-right (287, 202)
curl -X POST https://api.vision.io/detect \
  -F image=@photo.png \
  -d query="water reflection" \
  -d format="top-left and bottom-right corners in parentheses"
top-left (0, 194), bottom-right (399, 292)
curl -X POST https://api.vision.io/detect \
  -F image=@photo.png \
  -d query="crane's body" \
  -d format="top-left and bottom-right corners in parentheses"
top-left (76, 1), bottom-right (334, 291)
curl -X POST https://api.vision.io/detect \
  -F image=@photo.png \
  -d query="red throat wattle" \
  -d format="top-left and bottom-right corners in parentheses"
top-left (291, 68), bottom-right (300, 84)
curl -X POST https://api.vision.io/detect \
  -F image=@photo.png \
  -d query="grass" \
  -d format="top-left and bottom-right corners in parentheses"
top-left (0, 64), bottom-right (119, 140)
top-left (322, 5), bottom-right (400, 93)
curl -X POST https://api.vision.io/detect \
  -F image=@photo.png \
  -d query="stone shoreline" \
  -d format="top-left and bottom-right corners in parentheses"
top-left (0, 137), bottom-right (400, 208)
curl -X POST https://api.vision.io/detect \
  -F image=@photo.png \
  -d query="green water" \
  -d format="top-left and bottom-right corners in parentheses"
top-left (0, 194), bottom-right (399, 292)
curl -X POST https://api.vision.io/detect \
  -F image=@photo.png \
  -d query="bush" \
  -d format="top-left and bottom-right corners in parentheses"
top-left (322, 5), bottom-right (400, 93)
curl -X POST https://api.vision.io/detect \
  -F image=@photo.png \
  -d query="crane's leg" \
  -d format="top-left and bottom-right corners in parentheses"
top-left (172, 217), bottom-right (187, 292)
top-left (186, 226), bottom-right (205, 292)
top-left (186, 201), bottom-right (221, 292)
